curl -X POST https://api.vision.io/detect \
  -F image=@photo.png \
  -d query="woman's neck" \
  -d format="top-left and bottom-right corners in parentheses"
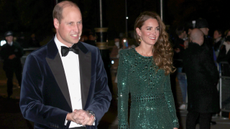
top-left (135, 45), bottom-right (153, 57)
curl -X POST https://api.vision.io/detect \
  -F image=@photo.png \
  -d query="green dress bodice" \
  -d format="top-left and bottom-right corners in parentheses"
top-left (117, 48), bottom-right (179, 129)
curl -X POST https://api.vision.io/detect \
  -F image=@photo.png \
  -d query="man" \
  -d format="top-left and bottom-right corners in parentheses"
top-left (217, 36), bottom-right (230, 64)
top-left (183, 29), bottom-right (219, 129)
top-left (174, 26), bottom-right (188, 109)
top-left (19, 1), bottom-right (112, 129)
top-left (195, 18), bottom-right (213, 50)
top-left (0, 31), bottom-right (24, 98)
top-left (213, 29), bottom-right (224, 57)
top-left (84, 31), bottom-right (96, 46)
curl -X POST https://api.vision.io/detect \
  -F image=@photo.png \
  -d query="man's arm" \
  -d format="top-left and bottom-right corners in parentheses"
top-left (19, 54), bottom-right (69, 128)
top-left (84, 48), bottom-right (112, 126)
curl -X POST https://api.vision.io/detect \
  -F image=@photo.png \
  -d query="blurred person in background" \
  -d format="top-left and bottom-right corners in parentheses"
top-left (183, 29), bottom-right (219, 129)
top-left (0, 31), bottom-right (24, 99)
top-left (174, 25), bottom-right (188, 110)
top-left (217, 36), bottom-right (230, 64)
top-left (28, 33), bottom-right (41, 48)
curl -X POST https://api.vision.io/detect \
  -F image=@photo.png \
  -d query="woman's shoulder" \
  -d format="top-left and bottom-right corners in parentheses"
top-left (119, 48), bottom-right (135, 56)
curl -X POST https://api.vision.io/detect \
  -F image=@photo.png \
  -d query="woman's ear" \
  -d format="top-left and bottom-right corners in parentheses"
top-left (136, 28), bottom-right (141, 37)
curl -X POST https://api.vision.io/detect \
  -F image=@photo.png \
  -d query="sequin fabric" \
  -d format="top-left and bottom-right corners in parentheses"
top-left (117, 48), bottom-right (179, 129)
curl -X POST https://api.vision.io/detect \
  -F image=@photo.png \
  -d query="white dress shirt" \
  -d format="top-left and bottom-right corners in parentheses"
top-left (54, 36), bottom-right (83, 128)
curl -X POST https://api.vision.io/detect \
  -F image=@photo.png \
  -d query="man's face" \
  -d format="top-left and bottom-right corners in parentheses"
top-left (200, 28), bottom-right (209, 36)
top-left (182, 31), bottom-right (187, 39)
top-left (54, 6), bottom-right (82, 47)
top-left (188, 29), bottom-right (192, 36)
top-left (213, 30), bottom-right (221, 39)
top-left (5, 36), bottom-right (13, 43)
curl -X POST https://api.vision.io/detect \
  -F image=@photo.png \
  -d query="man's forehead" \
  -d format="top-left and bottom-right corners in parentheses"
top-left (62, 7), bottom-right (81, 17)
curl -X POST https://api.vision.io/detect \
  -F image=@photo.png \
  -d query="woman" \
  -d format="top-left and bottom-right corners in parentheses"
top-left (117, 11), bottom-right (179, 129)
top-left (217, 36), bottom-right (230, 63)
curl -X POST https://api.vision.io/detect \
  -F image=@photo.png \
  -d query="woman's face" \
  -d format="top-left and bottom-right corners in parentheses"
top-left (227, 31), bottom-right (230, 37)
top-left (136, 18), bottom-right (160, 46)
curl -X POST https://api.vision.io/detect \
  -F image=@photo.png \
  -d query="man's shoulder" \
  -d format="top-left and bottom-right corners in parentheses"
top-left (28, 39), bottom-right (54, 58)
top-left (78, 42), bottom-right (101, 56)
top-left (0, 43), bottom-right (8, 49)
top-left (80, 42), bottom-right (98, 50)
top-left (13, 41), bottom-right (21, 46)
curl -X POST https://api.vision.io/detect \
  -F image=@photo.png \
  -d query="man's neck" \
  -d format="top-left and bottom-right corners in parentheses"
top-left (214, 37), bottom-right (222, 43)
top-left (7, 41), bottom-right (13, 46)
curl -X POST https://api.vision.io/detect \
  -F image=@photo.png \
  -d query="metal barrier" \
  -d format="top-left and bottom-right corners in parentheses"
top-left (21, 47), bottom-right (39, 66)
top-left (219, 61), bottom-right (230, 117)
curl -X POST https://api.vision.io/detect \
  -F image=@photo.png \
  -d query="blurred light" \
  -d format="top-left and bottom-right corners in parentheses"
top-left (126, 17), bottom-right (129, 19)
top-left (0, 40), bottom-right (6, 46)
top-left (192, 20), bottom-right (196, 28)
top-left (111, 60), bottom-right (114, 64)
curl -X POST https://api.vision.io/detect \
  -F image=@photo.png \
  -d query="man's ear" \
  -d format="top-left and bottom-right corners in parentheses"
top-left (53, 18), bottom-right (59, 29)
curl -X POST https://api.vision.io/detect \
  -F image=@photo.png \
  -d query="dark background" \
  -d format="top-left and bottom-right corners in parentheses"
top-left (0, 0), bottom-right (229, 43)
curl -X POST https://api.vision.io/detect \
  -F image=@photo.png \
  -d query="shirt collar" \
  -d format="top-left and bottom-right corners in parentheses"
top-left (54, 35), bottom-right (68, 57)
top-left (8, 42), bottom-right (13, 46)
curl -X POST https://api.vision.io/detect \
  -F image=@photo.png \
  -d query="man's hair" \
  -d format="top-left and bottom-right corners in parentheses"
top-left (175, 26), bottom-right (185, 36)
top-left (226, 36), bottom-right (230, 42)
top-left (215, 29), bottom-right (223, 36)
top-left (195, 18), bottom-right (209, 28)
top-left (53, 1), bottom-right (79, 22)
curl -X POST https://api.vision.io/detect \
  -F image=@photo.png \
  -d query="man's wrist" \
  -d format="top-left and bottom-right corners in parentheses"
top-left (87, 110), bottom-right (96, 121)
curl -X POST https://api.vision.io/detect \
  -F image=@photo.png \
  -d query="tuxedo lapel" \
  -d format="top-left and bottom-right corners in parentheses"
top-left (78, 42), bottom-right (91, 109)
top-left (45, 40), bottom-right (72, 108)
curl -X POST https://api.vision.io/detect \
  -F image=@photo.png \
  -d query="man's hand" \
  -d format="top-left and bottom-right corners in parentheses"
top-left (8, 54), bottom-right (16, 59)
top-left (174, 48), bottom-right (180, 53)
top-left (66, 110), bottom-right (95, 126)
top-left (86, 113), bottom-right (95, 126)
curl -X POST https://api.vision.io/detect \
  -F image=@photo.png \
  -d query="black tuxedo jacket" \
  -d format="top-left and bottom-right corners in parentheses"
top-left (19, 38), bottom-right (111, 129)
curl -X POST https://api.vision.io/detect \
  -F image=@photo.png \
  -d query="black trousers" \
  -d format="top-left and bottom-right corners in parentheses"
top-left (4, 67), bottom-right (22, 97)
top-left (186, 111), bottom-right (212, 129)
top-left (69, 127), bottom-right (86, 129)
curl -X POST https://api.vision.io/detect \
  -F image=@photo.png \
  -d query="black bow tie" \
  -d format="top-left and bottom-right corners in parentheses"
top-left (61, 44), bottom-right (79, 57)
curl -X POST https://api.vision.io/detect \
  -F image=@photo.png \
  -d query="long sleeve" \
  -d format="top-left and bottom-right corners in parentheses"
top-left (217, 45), bottom-right (230, 64)
top-left (84, 48), bottom-right (112, 126)
top-left (164, 75), bottom-right (179, 128)
top-left (13, 42), bottom-right (24, 58)
top-left (19, 54), bottom-right (69, 128)
top-left (202, 49), bottom-right (219, 84)
top-left (117, 50), bottom-right (129, 129)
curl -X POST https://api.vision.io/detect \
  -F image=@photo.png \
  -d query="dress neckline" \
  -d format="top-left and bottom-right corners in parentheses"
top-left (133, 48), bottom-right (153, 58)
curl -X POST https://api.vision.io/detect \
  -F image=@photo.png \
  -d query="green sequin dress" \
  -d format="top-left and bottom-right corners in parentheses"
top-left (117, 48), bottom-right (179, 129)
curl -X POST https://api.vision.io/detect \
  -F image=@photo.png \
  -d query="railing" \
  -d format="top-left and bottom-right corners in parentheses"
top-left (219, 61), bottom-right (230, 118)
top-left (21, 47), bottom-right (39, 66)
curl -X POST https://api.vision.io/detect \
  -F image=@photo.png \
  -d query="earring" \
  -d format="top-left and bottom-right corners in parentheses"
top-left (138, 37), bottom-right (142, 42)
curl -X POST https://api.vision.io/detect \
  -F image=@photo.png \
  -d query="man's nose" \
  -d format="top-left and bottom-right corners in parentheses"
top-left (73, 24), bottom-right (80, 32)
